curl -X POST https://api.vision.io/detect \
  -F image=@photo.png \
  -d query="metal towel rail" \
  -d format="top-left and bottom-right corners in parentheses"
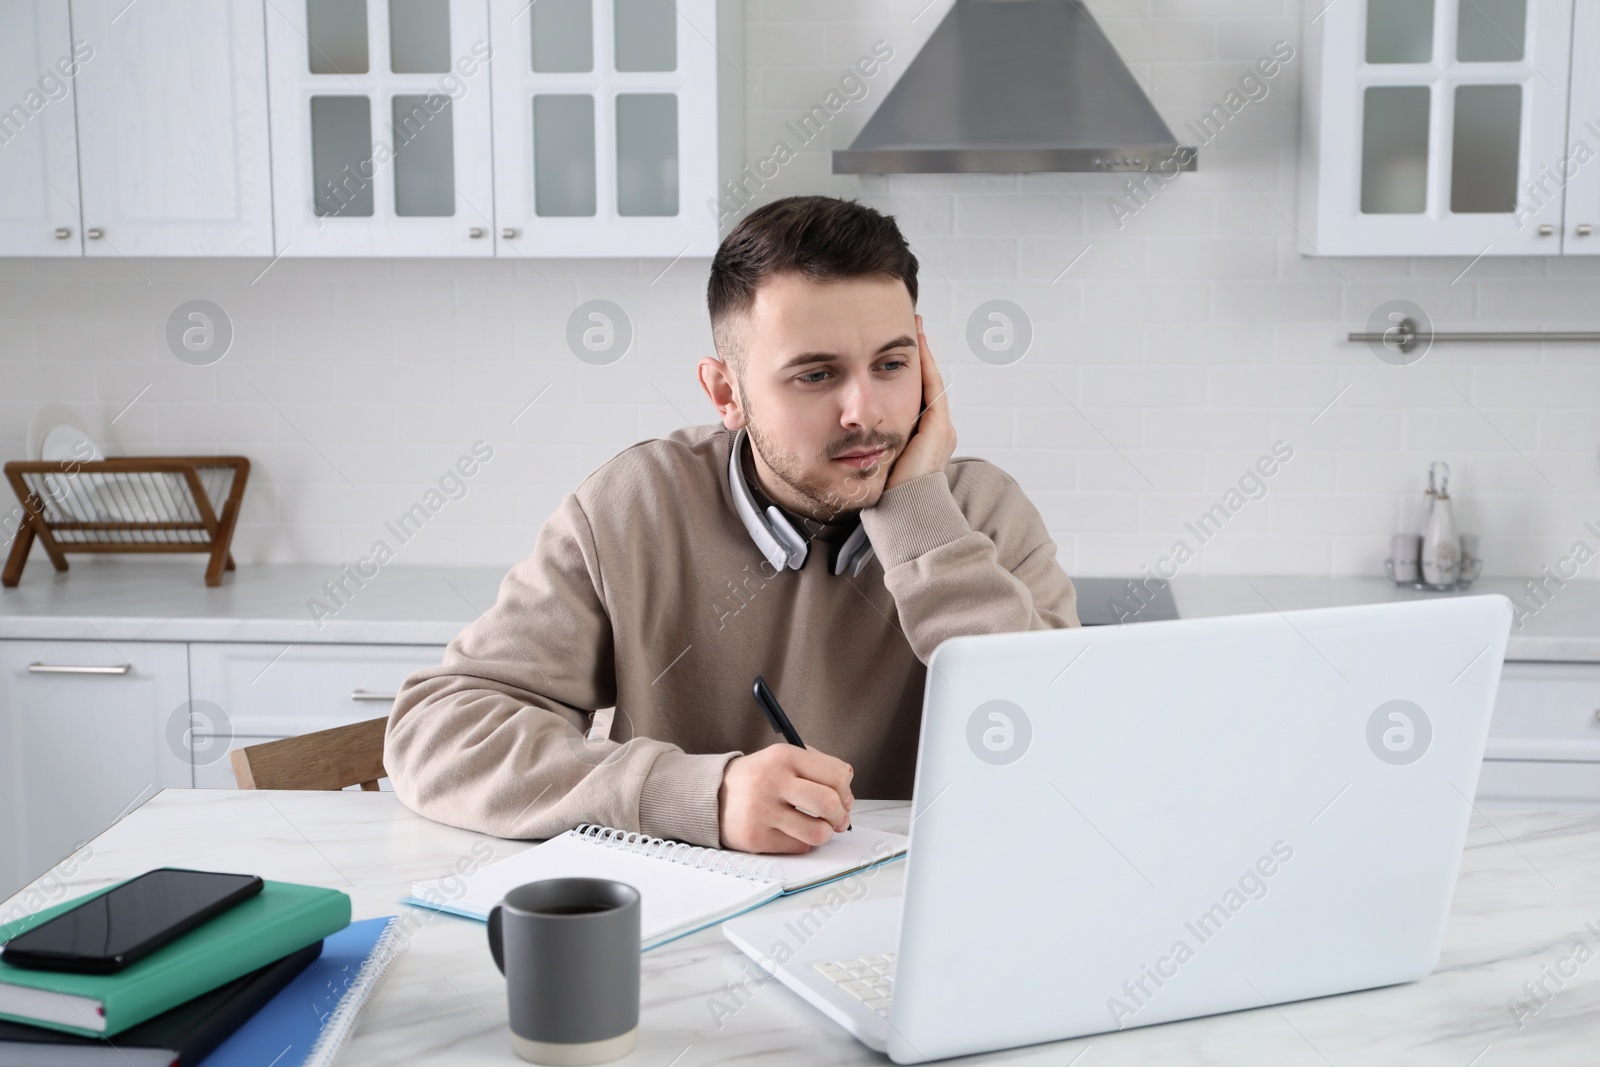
top-left (1349, 318), bottom-right (1600, 354)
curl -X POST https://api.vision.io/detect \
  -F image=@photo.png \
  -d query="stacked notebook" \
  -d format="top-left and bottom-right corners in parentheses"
top-left (0, 943), bottom-right (321, 1067)
top-left (0, 877), bottom-right (401, 1067)
top-left (407, 823), bottom-right (909, 950)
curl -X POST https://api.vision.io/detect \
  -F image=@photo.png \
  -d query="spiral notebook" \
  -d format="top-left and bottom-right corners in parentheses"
top-left (199, 916), bottom-right (402, 1067)
top-left (405, 825), bottom-right (907, 950)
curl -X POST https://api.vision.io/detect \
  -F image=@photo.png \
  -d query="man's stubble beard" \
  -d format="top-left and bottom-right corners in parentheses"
top-left (740, 386), bottom-right (899, 523)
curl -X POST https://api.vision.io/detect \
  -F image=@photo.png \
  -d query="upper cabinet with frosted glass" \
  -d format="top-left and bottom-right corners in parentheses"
top-left (1566, 3), bottom-right (1600, 256)
top-left (266, 0), bottom-right (497, 255)
top-left (1300, 0), bottom-right (1585, 255)
top-left (265, 0), bottom-right (735, 258)
top-left (488, 0), bottom-right (729, 258)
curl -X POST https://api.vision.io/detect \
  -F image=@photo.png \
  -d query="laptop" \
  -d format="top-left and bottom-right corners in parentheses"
top-left (724, 595), bottom-right (1513, 1063)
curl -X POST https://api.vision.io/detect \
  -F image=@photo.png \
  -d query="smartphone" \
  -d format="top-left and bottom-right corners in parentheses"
top-left (1, 868), bottom-right (263, 974)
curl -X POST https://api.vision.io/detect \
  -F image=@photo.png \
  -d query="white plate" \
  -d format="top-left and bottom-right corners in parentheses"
top-left (27, 403), bottom-right (101, 462)
top-left (39, 424), bottom-right (102, 465)
top-left (27, 407), bottom-right (105, 521)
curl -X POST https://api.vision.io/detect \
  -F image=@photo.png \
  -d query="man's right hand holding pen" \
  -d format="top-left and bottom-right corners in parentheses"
top-left (718, 744), bottom-right (854, 853)
top-left (716, 675), bottom-right (855, 854)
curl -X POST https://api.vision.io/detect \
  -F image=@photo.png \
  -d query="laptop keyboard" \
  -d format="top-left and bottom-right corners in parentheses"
top-left (812, 953), bottom-right (896, 1016)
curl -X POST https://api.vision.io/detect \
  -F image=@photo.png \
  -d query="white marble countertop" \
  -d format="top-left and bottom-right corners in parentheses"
top-left (1165, 575), bottom-right (1599, 663)
top-left (0, 560), bottom-right (503, 645)
top-left (4, 790), bottom-right (1598, 1065)
top-left (0, 560), bottom-right (1593, 661)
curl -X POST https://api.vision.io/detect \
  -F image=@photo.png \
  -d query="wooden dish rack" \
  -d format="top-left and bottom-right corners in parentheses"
top-left (3, 456), bottom-right (249, 588)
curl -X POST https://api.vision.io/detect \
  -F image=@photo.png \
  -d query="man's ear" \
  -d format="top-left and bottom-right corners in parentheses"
top-left (697, 355), bottom-right (747, 430)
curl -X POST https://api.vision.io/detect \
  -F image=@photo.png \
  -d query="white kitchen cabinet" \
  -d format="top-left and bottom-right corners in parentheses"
top-left (265, 0), bottom-right (497, 256)
top-left (69, 0), bottom-right (274, 256)
top-left (1562, 1), bottom-right (1600, 253)
top-left (1300, 0), bottom-right (1574, 255)
top-left (0, 1), bottom-right (83, 256)
top-left (1482, 661), bottom-right (1600, 761)
top-left (0, 640), bottom-right (190, 903)
top-left (186, 642), bottom-right (446, 788)
top-left (2, 0), bottom-right (738, 259)
top-left (1477, 761), bottom-right (1600, 807)
top-left (488, 0), bottom-right (731, 258)
top-left (1478, 661), bottom-right (1600, 806)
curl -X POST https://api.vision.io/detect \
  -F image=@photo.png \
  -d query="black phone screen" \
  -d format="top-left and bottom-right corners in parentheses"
top-left (1, 868), bottom-right (263, 973)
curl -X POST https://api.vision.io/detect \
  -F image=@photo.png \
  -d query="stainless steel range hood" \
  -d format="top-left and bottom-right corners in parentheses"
top-left (834, 0), bottom-right (1196, 175)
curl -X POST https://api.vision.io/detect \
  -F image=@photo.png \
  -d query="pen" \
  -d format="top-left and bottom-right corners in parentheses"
top-left (752, 674), bottom-right (805, 746)
top-left (751, 675), bottom-right (850, 830)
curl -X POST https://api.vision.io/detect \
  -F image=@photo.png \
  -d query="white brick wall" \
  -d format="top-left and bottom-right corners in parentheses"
top-left (1, 0), bottom-right (1597, 580)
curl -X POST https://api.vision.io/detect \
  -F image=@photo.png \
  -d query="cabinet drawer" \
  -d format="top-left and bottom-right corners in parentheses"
top-left (187, 643), bottom-right (446, 738)
top-left (1485, 662), bottom-right (1600, 761)
top-left (1477, 760), bottom-right (1600, 808)
top-left (192, 740), bottom-right (272, 790)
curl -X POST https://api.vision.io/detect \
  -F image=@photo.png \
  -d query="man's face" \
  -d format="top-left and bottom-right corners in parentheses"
top-left (710, 272), bottom-right (922, 520)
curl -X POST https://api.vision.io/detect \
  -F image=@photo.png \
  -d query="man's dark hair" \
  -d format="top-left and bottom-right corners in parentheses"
top-left (707, 195), bottom-right (919, 367)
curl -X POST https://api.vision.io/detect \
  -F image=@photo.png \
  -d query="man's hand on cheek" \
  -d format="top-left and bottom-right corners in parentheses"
top-left (884, 316), bottom-right (957, 492)
top-left (717, 744), bottom-right (855, 854)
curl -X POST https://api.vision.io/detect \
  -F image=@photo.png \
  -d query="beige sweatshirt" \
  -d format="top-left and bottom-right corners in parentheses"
top-left (385, 423), bottom-right (1079, 847)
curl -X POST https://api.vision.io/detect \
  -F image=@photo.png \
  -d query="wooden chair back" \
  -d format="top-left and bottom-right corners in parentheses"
top-left (229, 717), bottom-right (388, 791)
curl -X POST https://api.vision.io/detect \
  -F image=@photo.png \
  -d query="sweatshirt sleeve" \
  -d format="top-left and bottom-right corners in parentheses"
top-left (383, 492), bottom-right (738, 846)
top-left (858, 463), bottom-right (1080, 664)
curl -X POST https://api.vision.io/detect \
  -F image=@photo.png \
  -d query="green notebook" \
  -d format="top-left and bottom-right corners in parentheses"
top-left (0, 878), bottom-right (350, 1039)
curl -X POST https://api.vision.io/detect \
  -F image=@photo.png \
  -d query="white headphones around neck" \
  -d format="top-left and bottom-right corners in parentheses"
top-left (728, 427), bottom-right (876, 578)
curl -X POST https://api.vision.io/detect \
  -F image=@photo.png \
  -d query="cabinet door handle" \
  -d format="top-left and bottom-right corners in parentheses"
top-left (54, 227), bottom-right (71, 239)
top-left (500, 227), bottom-right (519, 239)
top-left (86, 228), bottom-right (104, 240)
top-left (1538, 224), bottom-right (1554, 236)
top-left (1578, 224), bottom-right (1594, 237)
top-left (28, 662), bottom-right (130, 675)
top-left (351, 689), bottom-right (398, 701)
top-left (468, 227), bottom-right (485, 238)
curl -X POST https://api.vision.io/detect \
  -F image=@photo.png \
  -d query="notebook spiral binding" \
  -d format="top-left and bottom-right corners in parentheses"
top-left (302, 917), bottom-right (404, 1067)
top-left (574, 824), bottom-right (781, 883)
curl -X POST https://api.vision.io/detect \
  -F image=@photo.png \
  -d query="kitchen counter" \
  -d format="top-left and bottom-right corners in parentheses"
top-left (0, 560), bottom-right (1595, 661)
top-left (0, 560), bottom-right (503, 645)
top-left (1117, 575), bottom-right (1599, 663)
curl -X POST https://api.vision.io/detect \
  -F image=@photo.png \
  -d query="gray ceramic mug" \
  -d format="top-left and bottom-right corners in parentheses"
top-left (488, 878), bottom-right (641, 1065)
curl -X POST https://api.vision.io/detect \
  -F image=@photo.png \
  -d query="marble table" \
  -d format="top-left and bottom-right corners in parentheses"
top-left (4, 790), bottom-right (1599, 1065)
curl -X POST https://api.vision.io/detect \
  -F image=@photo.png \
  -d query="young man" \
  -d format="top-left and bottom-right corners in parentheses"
top-left (386, 196), bottom-right (1079, 855)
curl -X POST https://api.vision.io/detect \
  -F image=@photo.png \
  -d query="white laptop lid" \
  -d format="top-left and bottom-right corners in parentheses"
top-left (888, 595), bottom-right (1513, 1063)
